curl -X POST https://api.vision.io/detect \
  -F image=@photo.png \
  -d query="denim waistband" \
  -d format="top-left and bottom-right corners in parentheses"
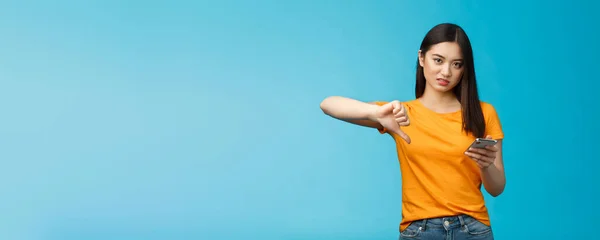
top-left (410, 214), bottom-right (482, 230)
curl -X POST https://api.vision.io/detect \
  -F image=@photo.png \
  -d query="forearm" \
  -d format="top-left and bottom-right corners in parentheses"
top-left (320, 96), bottom-right (379, 121)
top-left (481, 164), bottom-right (506, 197)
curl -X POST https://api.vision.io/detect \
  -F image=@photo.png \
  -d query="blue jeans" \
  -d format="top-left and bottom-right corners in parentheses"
top-left (399, 215), bottom-right (494, 240)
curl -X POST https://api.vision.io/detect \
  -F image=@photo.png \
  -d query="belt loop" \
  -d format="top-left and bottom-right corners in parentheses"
top-left (458, 215), bottom-right (465, 226)
top-left (421, 219), bottom-right (427, 231)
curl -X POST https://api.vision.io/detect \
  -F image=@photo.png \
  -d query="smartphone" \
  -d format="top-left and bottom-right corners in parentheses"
top-left (467, 138), bottom-right (497, 149)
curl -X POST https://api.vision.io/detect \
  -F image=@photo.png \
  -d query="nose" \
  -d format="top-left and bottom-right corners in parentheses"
top-left (441, 64), bottom-right (451, 77)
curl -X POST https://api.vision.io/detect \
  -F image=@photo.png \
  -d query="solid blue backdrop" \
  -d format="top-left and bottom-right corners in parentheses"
top-left (0, 0), bottom-right (598, 239)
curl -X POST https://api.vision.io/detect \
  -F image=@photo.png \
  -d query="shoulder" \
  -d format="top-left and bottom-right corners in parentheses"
top-left (479, 101), bottom-right (500, 118)
top-left (479, 101), bottom-right (497, 111)
top-left (479, 101), bottom-right (504, 137)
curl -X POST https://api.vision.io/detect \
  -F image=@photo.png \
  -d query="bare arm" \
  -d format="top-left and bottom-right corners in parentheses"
top-left (319, 96), bottom-right (382, 129)
top-left (481, 140), bottom-right (506, 197)
top-left (320, 96), bottom-right (412, 143)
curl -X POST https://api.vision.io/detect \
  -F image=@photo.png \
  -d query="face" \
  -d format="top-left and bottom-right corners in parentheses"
top-left (418, 41), bottom-right (465, 93)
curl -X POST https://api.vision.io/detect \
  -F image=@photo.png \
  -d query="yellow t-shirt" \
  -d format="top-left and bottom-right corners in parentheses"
top-left (375, 99), bottom-right (504, 232)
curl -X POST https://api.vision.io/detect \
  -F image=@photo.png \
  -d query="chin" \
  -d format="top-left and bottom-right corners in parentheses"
top-left (429, 82), bottom-right (456, 93)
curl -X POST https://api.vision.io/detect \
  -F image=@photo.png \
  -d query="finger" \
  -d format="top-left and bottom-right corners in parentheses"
top-left (393, 101), bottom-right (403, 116)
top-left (474, 153), bottom-right (495, 164)
top-left (380, 102), bottom-right (393, 113)
top-left (485, 135), bottom-right (493, 140)
top-left (466, 153), bottom-right (492, 167)
top-left (396, 105), bottom-right (408, 120)
top-left (398, 104), bottom-right (405, 114)
top-left (394, 130), bottom-right (411, 144)
top-left (478, 154), bottom-right (495, 163)
top-left (482, 157), bottom-right (495, 165)
top-left (392, 101), bottom-right (402, 114)
top-left (395, 111), bottom-right (405, 118)
top-left (383, 102), bottom-right (398, 115)
top-left (395, 116), bottom-right (407, 123)
top-left (401, 105), bottom-right (409, 123)
top-left (401, 132), bottom-right (411, 144)
top-left (468, 147), bottom-right (496, 157)
top-left (475, 160), bottom-right (485, 168)
top-left (469, 156), bottom-right (484, 167)
top-left (479, 148), bottom-right (497, 158)
top-left (398, 121), bottom-right (410, 126)
top-left (465, 151), bottom-right (485, 160)
top-left (467, 148), bottom-right (487, 155)
top-left (484, 145), bottom-right (498, 152)
top-left (392, 101), bottom-right (402, 110)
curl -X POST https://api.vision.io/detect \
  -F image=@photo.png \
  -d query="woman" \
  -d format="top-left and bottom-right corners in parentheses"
top-left (320, 23), bottom-right (505, 240)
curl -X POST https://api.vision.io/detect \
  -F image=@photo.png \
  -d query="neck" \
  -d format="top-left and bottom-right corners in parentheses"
top-left (419, 87), bottom-right (459, 107)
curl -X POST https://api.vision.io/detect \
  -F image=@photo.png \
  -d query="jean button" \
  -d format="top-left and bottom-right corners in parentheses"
top-left (444, 220), bottom-right (450, 227)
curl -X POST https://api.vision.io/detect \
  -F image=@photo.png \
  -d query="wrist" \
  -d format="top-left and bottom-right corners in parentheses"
top-left (366, 104), bottom-right (379, 122)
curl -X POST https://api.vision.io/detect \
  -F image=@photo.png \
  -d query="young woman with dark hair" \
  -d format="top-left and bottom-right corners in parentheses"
top-left (320, 23), bottom-right (504, 240)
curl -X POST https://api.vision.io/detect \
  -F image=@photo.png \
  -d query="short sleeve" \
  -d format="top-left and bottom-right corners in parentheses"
top-left (373, 101), bottom-right (388, 134)
top-left (483, 103), bottom-right (504, 140)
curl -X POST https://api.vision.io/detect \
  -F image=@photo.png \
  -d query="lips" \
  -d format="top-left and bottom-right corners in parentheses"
top-left (437, 78), bottom-right (449, 86)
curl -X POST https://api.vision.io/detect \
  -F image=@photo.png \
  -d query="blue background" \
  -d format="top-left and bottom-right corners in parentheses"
top-left (1, 0), bottom-right (598, 239)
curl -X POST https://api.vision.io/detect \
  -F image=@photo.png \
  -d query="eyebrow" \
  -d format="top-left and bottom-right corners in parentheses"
top-left (432, 54), bottom-right (463, 61)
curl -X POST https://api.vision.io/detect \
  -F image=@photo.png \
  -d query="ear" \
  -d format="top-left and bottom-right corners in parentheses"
top-left (418, 50), bottom-right (424, 67)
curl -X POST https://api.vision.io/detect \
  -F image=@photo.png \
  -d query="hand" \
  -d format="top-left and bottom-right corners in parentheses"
top-left (465, 135), bottom-right (499, 169)
top-left (374, 100), bottom-right (411, 144)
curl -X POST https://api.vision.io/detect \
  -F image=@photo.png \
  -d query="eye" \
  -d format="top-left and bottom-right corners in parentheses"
top-left (433, 58), bottom-right (443, 64)
top-left (453, 62), bottom-right (463, 68)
